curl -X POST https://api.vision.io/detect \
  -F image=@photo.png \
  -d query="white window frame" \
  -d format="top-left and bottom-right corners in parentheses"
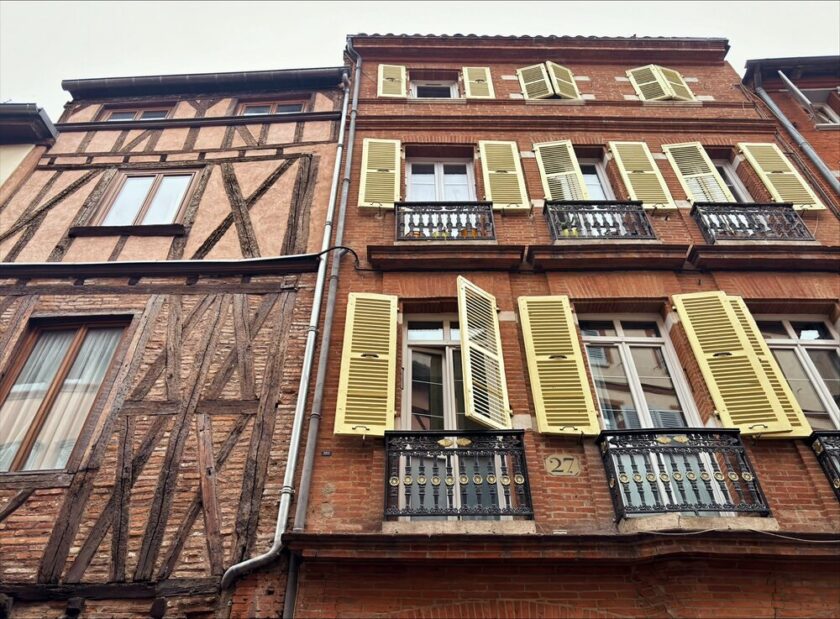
top-left (410, 80), bottom-right (460, 99)
top-left (405, 158), bottom-right (477, 202)
top-left (813, 103), bottom-right (840, 125)
top-left (713, 159), bottom-right (752, 203)
top-left (800, 89), bottom-right (840, 126)
top-left (578, 158), bottom-right (615, 200)
top-left (578, 314), bottom-right (701, 429)
top-left (755, 315), bottom-right (840, 429)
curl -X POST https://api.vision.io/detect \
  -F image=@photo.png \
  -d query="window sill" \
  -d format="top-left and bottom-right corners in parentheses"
top-left (382, 520), bottom-right (536, 535)
top-left (814, 123), bottom-right (840, 131)
top-left (69, 224), bottom-right (186, 237)
top-left (0, 470), bottom-right (73, 489)
top-left (641, 100), bottom-right (702, 107)
top-left (407, 98), bottom-right (467, 105)
top-left (617, 513), bottom-right (779, 534)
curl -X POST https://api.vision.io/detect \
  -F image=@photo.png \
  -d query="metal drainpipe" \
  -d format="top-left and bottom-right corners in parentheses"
top-left (219, 69), bottom-right (351, 592)
top-left (282, 37), bottom-right (363, 619)
top-left (752, 68), bottom-right (840, 197)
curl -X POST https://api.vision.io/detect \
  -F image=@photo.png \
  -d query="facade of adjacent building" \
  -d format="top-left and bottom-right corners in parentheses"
top-left (0, 67), bottom-right (346, 617)
top-left (0, 104), bottom-right (57, 203)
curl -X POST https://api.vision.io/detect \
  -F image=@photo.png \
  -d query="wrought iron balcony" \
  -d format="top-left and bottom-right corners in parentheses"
top-left (809, 431), bottom-right (840, 502)
top-left (544, 200), bottom-right (656, 240)
top-left (395, 202), bottom-right (495, 241)
top-left (384, 430), bottom-right (533, 519)
top-left (691, 202), bottom-right (815, 244)
top-left (597, 429), bottom-right (770, 520)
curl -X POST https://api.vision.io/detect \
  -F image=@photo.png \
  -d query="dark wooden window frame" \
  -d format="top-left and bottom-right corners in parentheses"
top-left (236, 100), bottom-right (307, 116)
top-left (0, 315), bottom-right (131, 477)
top-left (98, 106), bottom-right (174, 122)
top-left (93, 168), bottom-right (200, 227)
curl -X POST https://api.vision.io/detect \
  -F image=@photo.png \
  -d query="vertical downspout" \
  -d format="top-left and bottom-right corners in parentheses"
top-left (219, 70), bottom-right (351, 591)
top-left (283, 37), bottom-right (363, 618)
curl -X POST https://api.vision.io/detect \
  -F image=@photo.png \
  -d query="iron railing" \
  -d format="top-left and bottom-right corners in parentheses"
top-left (809, 431), bottom-right (840, 502)
top-left (597, 429), bottom-right (770, 520)
top-left (691, 202), bottom-right (814, 244)
top-left (384, 430), bottom-right (533, 519)
top-left (544, 200), bottom-right (656, 240)
top-left (395, 202), bottom-right (495, 241)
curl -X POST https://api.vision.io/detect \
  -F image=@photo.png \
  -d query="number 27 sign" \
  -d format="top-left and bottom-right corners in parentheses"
top-left (544, 454), bottom-right (581, 476)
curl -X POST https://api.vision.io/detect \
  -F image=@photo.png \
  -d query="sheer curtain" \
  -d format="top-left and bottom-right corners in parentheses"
top-left (23, 328), bottom-right (121, 471)
top-left (0, 331), bottom-right (75, 471)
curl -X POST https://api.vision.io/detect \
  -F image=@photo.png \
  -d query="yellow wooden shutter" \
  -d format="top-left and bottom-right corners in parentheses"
top-left (672, 291), bottom-right (791, 436)
top-left (727, 296), bottom-right (812, 438)
top-left (463, 67), bottom-right (495, 99)
top-left (663, 142), bottom-right (735, 203)
top-left (533, 140), bottom-right (589, 201)
top-left (517, 63), bottom-right (553, 100)
top-left (609, 141), bottom-right (675, 209)
top-left (377, 64), bottom-right (407, 98)
top-left (518, 296), bottom-right (600, 435)
top-left (546, 62), bottom-right (581, 100)
top-left (457, 276), bottom-right (511, 430)
top-left (334, 293), bottom-right (398, 436)
top-left (358, 138), bottom-right (401, 208)
top-left (478, 140), bottom-right (529, 209)
top-left (658, 66), bottom-right (695, 101)
top-left (738, 143), bottom-right (825, 210)
top-left (627, 65), bottom-right (670, 101)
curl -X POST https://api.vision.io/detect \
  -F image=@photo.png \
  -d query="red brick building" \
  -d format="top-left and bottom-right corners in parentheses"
top-left (280, 36), bottom-right (840, 618)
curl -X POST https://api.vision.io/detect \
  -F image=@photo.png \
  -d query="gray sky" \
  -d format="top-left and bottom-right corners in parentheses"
top-left (1, 1), bottom-right (838, 120)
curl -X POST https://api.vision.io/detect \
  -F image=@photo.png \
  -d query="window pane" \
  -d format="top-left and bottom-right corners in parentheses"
top-left (243, 105), bottom-right (272, 116)
top-left (806, 348), bottom-right (840, 412)
top-left (140, 110), bottom-right (168, 120)
top-left (586, 345), bottom-right (640, 430)
top-left (449, 322), bottom-right (460, 341)
top-left (407, 163), bottom-right (437, 201)
top-left (0, 331), bottom-right (75, 471)
top-left (102, 176), bottom-right (155, 226)
top-left (23, 328), bottom-right (121, 471)
top-left (580, 165), bottom-right (607, 200)
top-left (107, 111), bottom-right (137, 121)
top-left (407, 321), bottom-right (444, 341)
top-left (621, 321), bottom-right (660, 338)
top-left (410, 351), bottom-right (444, 431)
top-left (579, 321), bottom-right (617, 337)
top-left (772, 349), bottom-right (832, 429)
top-left (442, 164), bottom-right (471, 201)
top-left (628, 346), bottom-right (686, 428)
top-left (792, 322), bottom-right (832, 341)
top-left (415, 85), bottom-right (452, 98)
top-left (276, 104), bottom-right (302, 114)
top-left (757, 321), bottom-right (789, 340)
top-left (141, 174), bottom-right (192, 224)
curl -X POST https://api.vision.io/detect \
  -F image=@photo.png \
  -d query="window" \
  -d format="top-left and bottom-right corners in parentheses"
top-left (97, 171), bottom-right (196, 226)
top-left (406, 159), bottom-right (475, 202)
top-left (580, 317), bottom-right (698, 430)
top-left (627, 65), bottom-right (695, 102)
top-left (714, 160), bottom-right (752, 203)
top-left (578, 160), bottom-right (614, 200)
top-left (801, 89), bottom-right (840, 125)
top-left (238, 102), bottom-right (303, 116)
top-left (410, 80), bottom-right (458, 99)
top-left (0, 323), bottom-right (123, 472)
top-left (757, 317), bottom-right (840, 430)
top-left (104, 109), bottom-right (171, 121)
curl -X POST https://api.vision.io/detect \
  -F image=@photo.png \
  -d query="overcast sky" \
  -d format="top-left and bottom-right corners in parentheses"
top-left (1, 1), bottom-right (838, 120)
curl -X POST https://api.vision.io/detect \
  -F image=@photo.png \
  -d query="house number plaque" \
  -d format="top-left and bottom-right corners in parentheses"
top-left (544, 454), bottom-right (581, 476)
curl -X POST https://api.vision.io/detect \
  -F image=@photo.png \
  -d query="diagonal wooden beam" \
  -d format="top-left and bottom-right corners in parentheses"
top-left (0, 489), bottom-right (34, 524)
top-left (219, 163), bottom-right (260, 259)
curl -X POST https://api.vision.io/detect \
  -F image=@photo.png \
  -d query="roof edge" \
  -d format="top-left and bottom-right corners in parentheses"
top-left (0, 103), bottom-right (58, 144)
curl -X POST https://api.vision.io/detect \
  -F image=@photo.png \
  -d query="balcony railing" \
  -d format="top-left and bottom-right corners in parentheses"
top-left (597, 429), bottom-right (770, 520)
top-left (395, 202), bottom-right (495, 241)
top-left (384, 430), bottom-right (533, 519)
top-left (691, 202), bottom-right (814, 244)
top-left (544, 200), bottom-right (656, 240)
top-left (809, 431), bottom-right (840, 502)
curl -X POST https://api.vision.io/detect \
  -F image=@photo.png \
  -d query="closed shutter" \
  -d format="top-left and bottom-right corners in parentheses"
top-left (334, 293), bottom-right (398, 436)
top-left (627, 65), bottom-right (670, 101)
top-left (534, 140), bottom-right (589, 201)
top-left (518, 296), bottom-right (600, 435)
top-left (727, 296), bottom-right (812, 438)
top-left (658, 66), bottom-right (695, 101)
top-left (663, 142), bottom-right (735, 203)
top-left (546, 62), bottom-right (581, 100)
top-left (738, 143), bottom-right (825, 210)
top-left (609, 141), bottom-right (675, 209)
top-left (478, 141), bottom-right (530, 209)
top-left (463, 67), bottom-right (495, 99)
top-left (517, 63), bottom-right (554, 100)
top-left (358, 138), bottom-right (401, 208)
top-left (377, 64), bottom-right (407, 98)
top-left (457, 276), bottom-right (511, 430)
top-left (673, 291), bottom-right (791, 436)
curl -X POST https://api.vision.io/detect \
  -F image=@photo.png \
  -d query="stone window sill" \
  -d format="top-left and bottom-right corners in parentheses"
top-left (617, 513), bottom-right (779, 534)
top-left (382, 520), bottom-right (537, 535)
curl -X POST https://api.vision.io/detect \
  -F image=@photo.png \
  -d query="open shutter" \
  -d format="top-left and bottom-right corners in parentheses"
top-left (738, 143), bottom-right (825, 210)
top-left (457, 276), bottom-right (511, 430)
top-left (663, 142), bottom-right (735, 203)
top-left (463, 67), bottom-right (495, 99)
top-left (534, 140), bottom-right (589, 201)
top-left (658, 67), bottom-right (695, 101)
top-left (727, 296), bottom-right (812, 438)
top-left (672, 291), bottom-right (791, 436)
top-left (358, 138), bottom-right (401, 208)
top-left (627, 65), bottom-right (669, 101)
top-left (517, 63), bottom-right (554, 100)
top-left (334, 293), bottom-right (398, 436)
top-left (609, 141), bottom-right (675, 209)
top-left (546, 62), bottom-right (581, 100)
top-left (478, 141), bottom-right (530, 209)
top-left (518, 296), bottom-right (600, 435)
top-left (377, 64), bottom-right (407, 98)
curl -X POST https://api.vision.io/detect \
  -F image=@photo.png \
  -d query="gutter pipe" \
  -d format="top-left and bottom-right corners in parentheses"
top-left (219, 68), bottom-right (351, 591)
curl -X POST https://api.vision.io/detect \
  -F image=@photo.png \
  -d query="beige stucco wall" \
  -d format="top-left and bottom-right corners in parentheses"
top-left (0, 143), bottom-right (34, 186)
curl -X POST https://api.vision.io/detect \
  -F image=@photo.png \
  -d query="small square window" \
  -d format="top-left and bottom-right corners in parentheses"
top-left (98, 171), bottom-right (195, 227)
top-left (411, 81), bottom-right (458, 99)
top-left (104, 108), bottom-right (171, 121)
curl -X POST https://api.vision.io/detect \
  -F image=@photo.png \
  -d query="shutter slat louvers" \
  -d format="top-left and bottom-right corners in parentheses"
top-left (534, 140), bottom-right (589, 201)
top-left (663, 142), bottom-right (735, 203)
top-left (463, 67), bottom-right (495, 99)
top-left (377, 64), bottom-right (407, 97)
top-left (738, 143), bottom-right (824, 210)
top-left (546, 62), bottom-right (581, 100)
top-left (627, 65), bottom-right (669, 101)
top-left (479, 141), bottom-right (530, 209)
top-left (610, 142), bottom-right (675, 208)
top-left (517, 63), bottom-right (554, 99)
top-left (359, 138), bottom-right (400, 208)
